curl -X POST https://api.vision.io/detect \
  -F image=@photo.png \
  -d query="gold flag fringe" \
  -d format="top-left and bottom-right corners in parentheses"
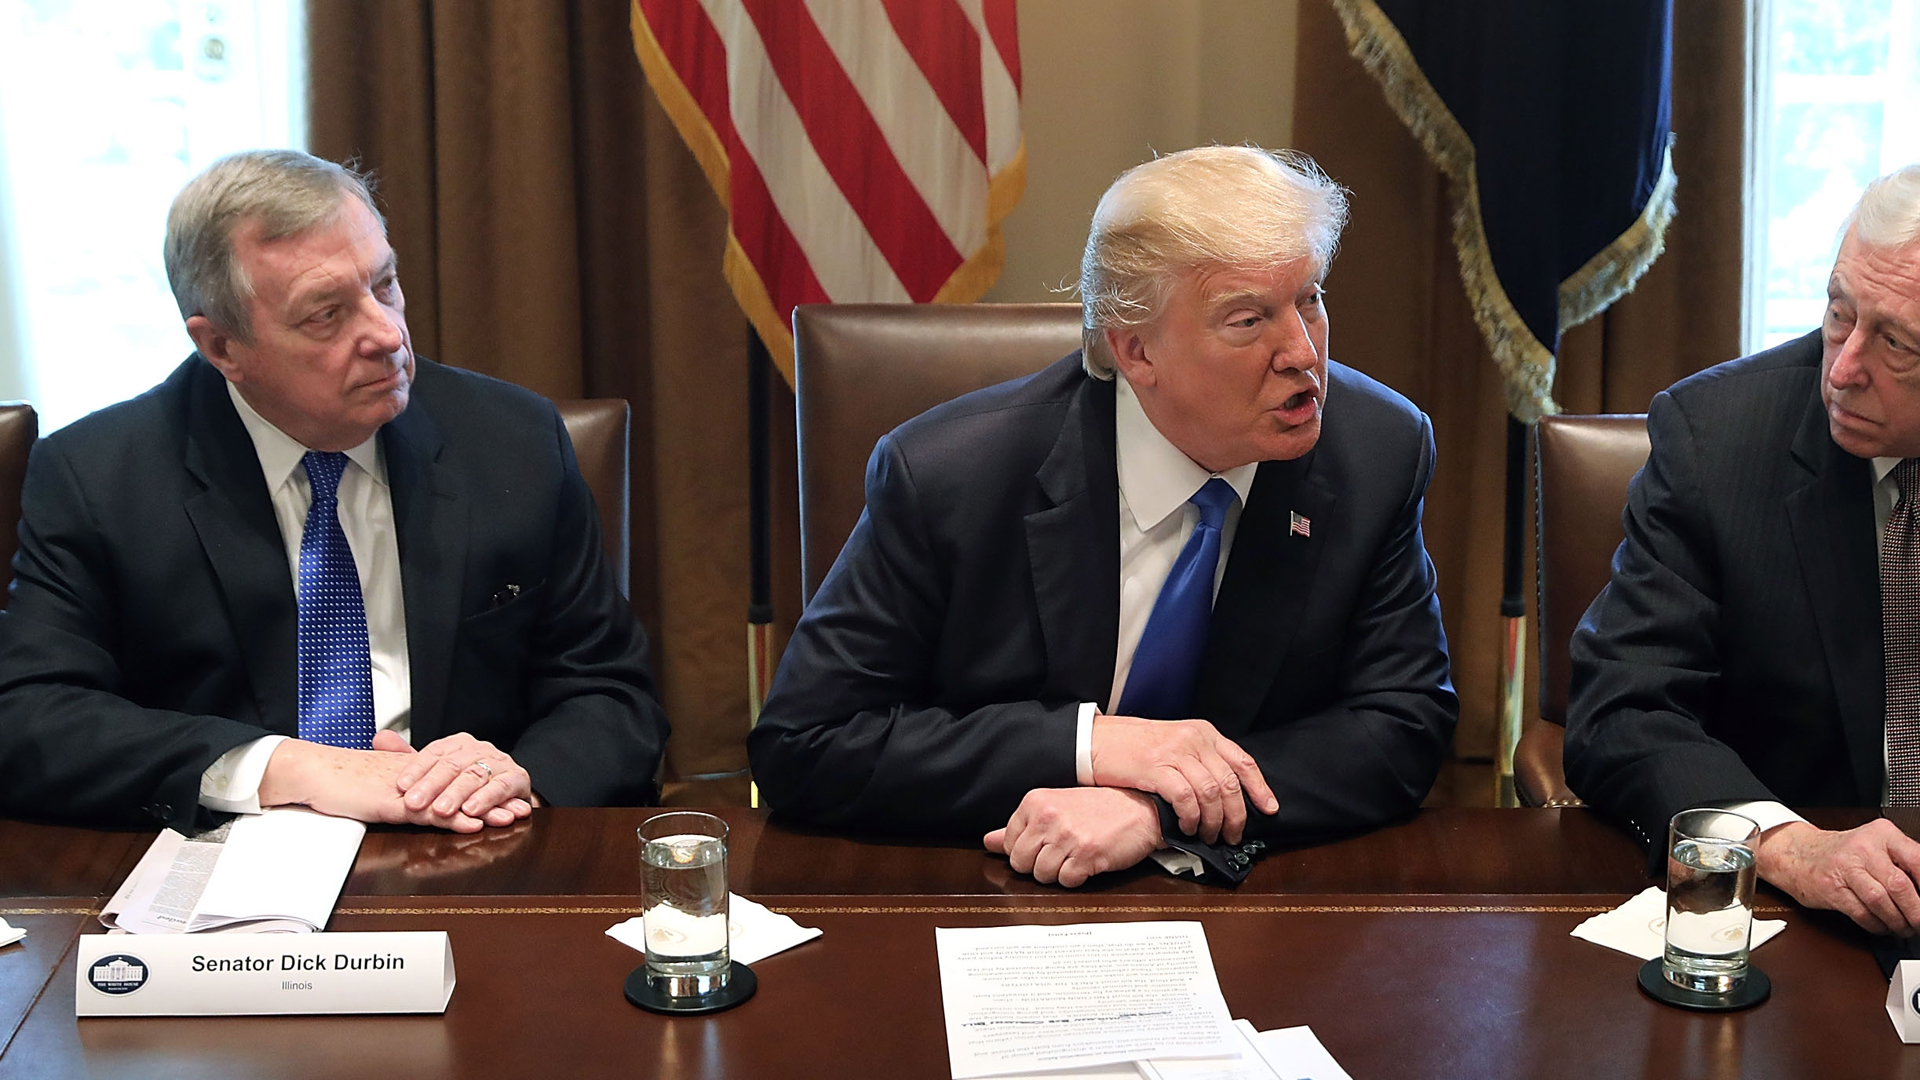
top-left (1560, 138), bottom-right (1676, 331)
top-left (1328, 0), bottom-right (1676, 422)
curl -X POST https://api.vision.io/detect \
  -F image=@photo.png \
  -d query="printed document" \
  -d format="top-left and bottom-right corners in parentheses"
top-left (936, 921), bottom-right (1237, 1079)
top-left (102, 807), bottom-right (365, 934)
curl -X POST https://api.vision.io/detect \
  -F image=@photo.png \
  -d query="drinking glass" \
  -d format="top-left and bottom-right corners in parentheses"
top-left (1662, 808), bottom-right (1760, 994)
top-left (638, 811), bottom-right (730, 997)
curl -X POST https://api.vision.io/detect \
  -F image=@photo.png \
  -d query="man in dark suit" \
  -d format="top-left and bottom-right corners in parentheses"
top-left (1567, 163), bottom-right (1920, 934)
top-left (0, 150), bottom-right (667, 832)
top-left (749, 146), bottom-right (1457, 886)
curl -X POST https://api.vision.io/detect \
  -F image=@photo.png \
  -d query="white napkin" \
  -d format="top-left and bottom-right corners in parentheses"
top-left (0, 918), bottom-right (23, 947)
top-left (607, 893), bottom-right (821, 966)
top-left (1570, 885), bottom-right (1785, 961)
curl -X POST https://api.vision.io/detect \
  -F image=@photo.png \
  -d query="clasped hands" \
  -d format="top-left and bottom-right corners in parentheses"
top-left (257, 731), bottom-right (536, 832)
top-left (984, 714), bottom-right (1278, 887)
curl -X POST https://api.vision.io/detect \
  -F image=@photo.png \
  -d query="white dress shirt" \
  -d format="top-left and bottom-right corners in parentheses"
top-left (1072, 376), bottom-right (1258, 783)
top-left (1726, 454), bottom-right (1902, 834)
top-left (198, 383), bottom-right (413, 813)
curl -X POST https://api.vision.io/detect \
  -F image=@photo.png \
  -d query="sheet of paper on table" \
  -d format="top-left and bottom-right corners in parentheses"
top-left (986, 1019), bottom-right (1352, 1080)
top-left (1138, 1020), bottom-right (1279, 1080)
top-left (1246, 1022), bottom-right (1354, 1080)
top-left (101, 807), bottom-right (365, 934)
top-left (935, 921), bottom-right (1239, 1079)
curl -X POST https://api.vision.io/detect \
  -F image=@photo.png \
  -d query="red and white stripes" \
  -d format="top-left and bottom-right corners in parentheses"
top-left (633, 0), bottom-right (1025, 379)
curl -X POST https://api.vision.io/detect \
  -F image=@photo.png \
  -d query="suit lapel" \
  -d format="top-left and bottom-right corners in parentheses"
top-left (383, 396), bottom-right (466, 745)
top-left (1784, 390), bottom-right (1884, 802)
top-left (179, 360), bottom-right (298, 733)
top-left (1025, 377), bottom-right (1121, 704)
top-left (1192, 451), bottom-right (1334, 739)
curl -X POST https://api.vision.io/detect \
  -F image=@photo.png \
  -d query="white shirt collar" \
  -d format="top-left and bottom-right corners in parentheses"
top-left (1875, 456), bottom-right (1902, 484)
top-left (1114, 375), bottom-right (1257, 530)
top-left (226, 381), bottom-right (385, 491)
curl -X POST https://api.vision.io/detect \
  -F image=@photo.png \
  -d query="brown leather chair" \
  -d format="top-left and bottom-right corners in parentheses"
top-left (0, 398), bottom-right (620, 615)
top-left (0, 404), bottom-right (37, 603)
top-left (556, 399), bottom-right (631, 598)
top-left (1517, 413), bottom-right (1651, 806)
top-left (794, 303), bottom-right (1084, 603)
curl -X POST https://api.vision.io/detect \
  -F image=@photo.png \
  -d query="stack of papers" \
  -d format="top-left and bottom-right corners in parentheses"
top-left (101, 807), bottom-right (365, 934)
top-left (992, 1020), bottom-right (1352, 1080)
top-left (936, 921), bottom-right (1351, 1080)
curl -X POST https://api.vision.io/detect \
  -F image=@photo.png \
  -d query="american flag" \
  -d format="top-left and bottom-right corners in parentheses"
top-left (631, 0), bottom-right (1026, 382)
top-left (1290, 512), bottom-right (1311, 538)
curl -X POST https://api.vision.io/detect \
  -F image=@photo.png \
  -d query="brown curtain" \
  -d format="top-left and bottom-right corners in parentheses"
top-left (308, 1), bottom-right (800, 798)
top-left (1292, 0), bottom-right (1751, 763)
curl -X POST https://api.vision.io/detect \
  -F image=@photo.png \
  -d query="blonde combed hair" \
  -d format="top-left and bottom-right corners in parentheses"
top-left (1077, 145), bottom-right (1350, 378)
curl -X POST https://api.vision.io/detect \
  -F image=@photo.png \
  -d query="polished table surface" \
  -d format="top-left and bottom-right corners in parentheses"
top-left (0, 805), bottom-right (1664, 901)
top-left (2, 807), bottom-right (1916, 1078)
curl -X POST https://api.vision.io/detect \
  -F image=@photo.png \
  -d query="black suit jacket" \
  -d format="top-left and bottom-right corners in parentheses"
top-left (0, 356), bottom-right (668, 829)
top-left (748, 353), bottom-right (1457, 857)
top-left (1566, 332), bottom-right (1880, 856)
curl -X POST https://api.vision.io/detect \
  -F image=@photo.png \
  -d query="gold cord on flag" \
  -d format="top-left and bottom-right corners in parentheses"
top-left (1326, 0), bottom-right (1677, 423)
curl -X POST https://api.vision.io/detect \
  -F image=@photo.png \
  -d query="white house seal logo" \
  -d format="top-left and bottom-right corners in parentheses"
top-left (88, 954), bottom-right (148, 995)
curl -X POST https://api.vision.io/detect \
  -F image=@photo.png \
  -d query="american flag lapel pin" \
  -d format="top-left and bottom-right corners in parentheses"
top-left (1289, 511), bottom-right (1311, 538)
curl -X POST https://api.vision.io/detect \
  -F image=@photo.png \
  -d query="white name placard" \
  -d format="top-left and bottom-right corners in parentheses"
top-left (76, 931), bottom-right (454, 1017)
top-left (1889, 960), bottom-right (1920, 1042)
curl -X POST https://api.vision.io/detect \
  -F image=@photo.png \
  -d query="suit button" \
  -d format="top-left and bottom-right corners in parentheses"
top-left (147, 803), bottom-right (172, 821)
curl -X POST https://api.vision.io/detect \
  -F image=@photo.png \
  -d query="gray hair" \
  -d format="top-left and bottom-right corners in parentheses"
top-left (1846, 163), bottom-right (1920, 251)
top-left (1077, 145), bottom-right (1350, 378)
top-left (164, 149), bottom-right (383, 344)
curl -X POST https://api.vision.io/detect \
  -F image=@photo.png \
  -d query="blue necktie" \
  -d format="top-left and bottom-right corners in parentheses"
top-left (1117, 477), bottom-right (1238, 720)
top-left (295, 451), bottom-right (376, 749)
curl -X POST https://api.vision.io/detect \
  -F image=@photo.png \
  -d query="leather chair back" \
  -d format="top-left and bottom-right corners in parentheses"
top-left (794, 303), bottom-right (1084, 604)
top-left (0, 404), bottom-right (37, 603)
top-left (556, 399), bottom-right (631, 598)
top-left (1517, 413), bottom-right (1650, 806)
top-left (0, 400), bottom-right (615, 605)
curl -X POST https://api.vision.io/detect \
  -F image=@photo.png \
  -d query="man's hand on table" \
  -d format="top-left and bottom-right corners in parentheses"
top-left (384, 731), bottom-right (538, 823)
top-left (1755, 818), bottom-right (1920, 936)
top-left (1088, 714), bottom-right (1277, 844)
top-left (983, 787), bottom-right (1164, 887)
top-left (255, 736), bottom-right (532, 832)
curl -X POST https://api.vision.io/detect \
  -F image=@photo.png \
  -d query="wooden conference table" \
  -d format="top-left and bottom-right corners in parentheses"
top-left (0, 807), bottom-right (1914, 1079)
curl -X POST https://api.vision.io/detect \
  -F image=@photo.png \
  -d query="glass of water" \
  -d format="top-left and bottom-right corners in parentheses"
top-left (1662, 808), bottom-right (1760, 994)
top-left (638, 812), bottom-right (730, 997)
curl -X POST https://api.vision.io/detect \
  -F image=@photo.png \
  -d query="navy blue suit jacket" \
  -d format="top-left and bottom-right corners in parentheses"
top-left (0, 355), bottom-right (667, 829)
top-left (1567, 332), bottom-right (1881, 855)
top-left (749, 353), bottom-right (1457, 849)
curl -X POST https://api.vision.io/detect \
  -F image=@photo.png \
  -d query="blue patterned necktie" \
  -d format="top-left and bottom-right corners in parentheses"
top-left (295, 451), bottom-right (376, 749)
top-left (1117, 477), bottom-right (1239, 720)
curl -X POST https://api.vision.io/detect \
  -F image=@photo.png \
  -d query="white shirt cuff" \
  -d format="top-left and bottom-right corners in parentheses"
top-left (1075, 702), bottom-right (1098, 786)
top-left (199, 735), bottom-right (289, 814)
top-left (1150, 848), bottom-right (1205, 877)
top-left (1719, 800), bottom-right (1805, 835)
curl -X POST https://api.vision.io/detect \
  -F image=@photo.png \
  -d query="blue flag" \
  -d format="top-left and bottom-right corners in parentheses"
top-left (1332, 0), bottom-right (1676, 420)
